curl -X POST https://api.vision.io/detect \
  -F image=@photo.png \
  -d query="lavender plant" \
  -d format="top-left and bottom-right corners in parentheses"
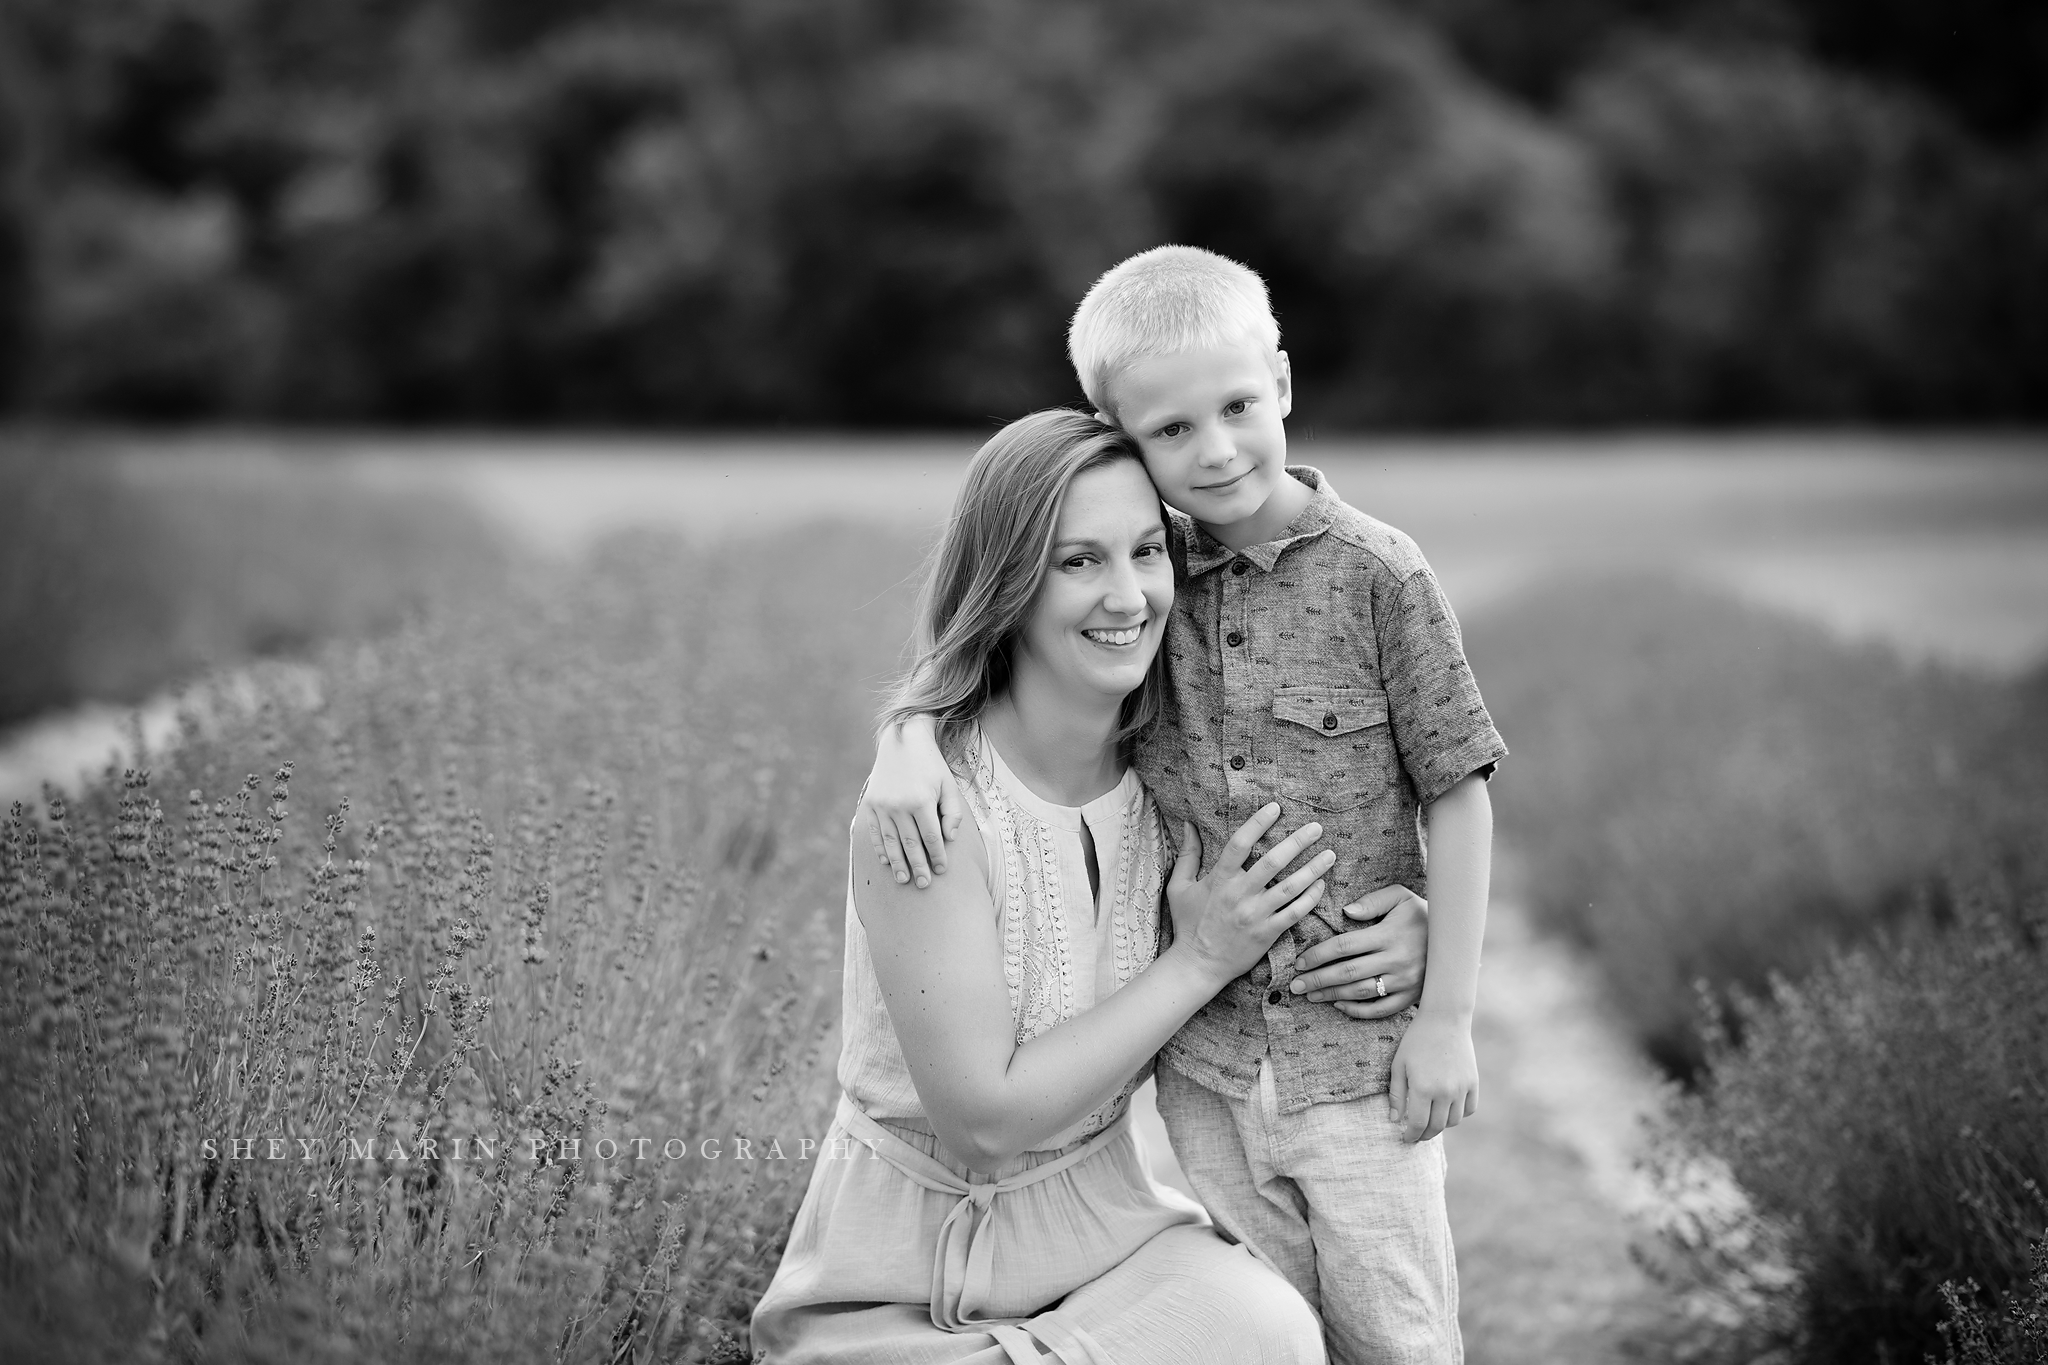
top-left (0, 524), bottom-right (926, 1363)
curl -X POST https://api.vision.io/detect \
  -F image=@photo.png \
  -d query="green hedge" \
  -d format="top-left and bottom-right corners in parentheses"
top-left (2, 0), bottom-right (2043, 424)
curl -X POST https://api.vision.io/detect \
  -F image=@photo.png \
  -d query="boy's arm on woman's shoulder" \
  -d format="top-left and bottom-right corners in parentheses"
top-left (858, 714), bottom-right (965, 888)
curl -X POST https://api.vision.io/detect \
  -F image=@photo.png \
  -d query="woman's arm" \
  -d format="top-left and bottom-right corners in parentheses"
top-left (856, 804), bottom-right (1332, 1172)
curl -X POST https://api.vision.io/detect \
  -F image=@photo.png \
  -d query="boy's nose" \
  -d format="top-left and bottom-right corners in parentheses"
top-left (1194, 424), bottom-right (1236, 466)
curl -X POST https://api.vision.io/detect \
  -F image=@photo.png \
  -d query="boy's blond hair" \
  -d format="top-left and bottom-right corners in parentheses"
top-left (1067, 245), bottom-right (1282, 416)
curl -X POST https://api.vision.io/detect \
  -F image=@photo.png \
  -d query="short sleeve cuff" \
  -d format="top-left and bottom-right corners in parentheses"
top-left (1412, 732), bottom-right (1508, 807)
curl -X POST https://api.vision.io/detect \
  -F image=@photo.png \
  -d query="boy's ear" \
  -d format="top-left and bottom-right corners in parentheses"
top-left (1274, 349), bottom-right (1293, 420)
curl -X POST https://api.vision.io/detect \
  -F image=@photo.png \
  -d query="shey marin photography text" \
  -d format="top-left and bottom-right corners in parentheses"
top-left (197, 1132), bottom-right (877, 1164)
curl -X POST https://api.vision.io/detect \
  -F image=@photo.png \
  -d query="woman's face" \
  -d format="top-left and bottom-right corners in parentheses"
top-left (1015, 458), bottom-right (1173, 705)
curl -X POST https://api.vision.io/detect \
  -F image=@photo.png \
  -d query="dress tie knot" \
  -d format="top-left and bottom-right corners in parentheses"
top-left (835, 1095), bottom-right (1133, 1360)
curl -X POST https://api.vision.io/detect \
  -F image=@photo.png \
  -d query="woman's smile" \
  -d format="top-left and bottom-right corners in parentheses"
top-left (1011, 458), bottom-right (1174, 711)
top-left (1081, 623), bottom-right (1147, 647)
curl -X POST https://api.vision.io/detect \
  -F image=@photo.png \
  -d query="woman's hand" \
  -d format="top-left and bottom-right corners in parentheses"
top-left (1165, 805), bottom-right (1333, 988)
top-left (1287, 884), bottom-right (1428, 1019)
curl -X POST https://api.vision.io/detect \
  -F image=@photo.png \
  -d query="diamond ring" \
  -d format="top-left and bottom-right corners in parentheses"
top-left (1373, 974), bottom-right (1388, 998)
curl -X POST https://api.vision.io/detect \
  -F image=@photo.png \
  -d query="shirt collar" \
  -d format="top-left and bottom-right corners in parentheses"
top-left (1182, 465), bottom-right (1338, 577)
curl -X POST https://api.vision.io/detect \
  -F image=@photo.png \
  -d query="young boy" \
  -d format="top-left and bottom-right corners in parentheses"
top-left (864, 245), bottom-right (1505, 1364)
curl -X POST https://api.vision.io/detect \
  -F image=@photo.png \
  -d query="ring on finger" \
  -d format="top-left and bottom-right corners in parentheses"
top-left (1373, 974), bottom-right (1387, 998)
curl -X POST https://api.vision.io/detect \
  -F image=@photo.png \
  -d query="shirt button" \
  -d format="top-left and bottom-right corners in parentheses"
top-left (1230, 754), bottom-right (1246, 770)
top-left (1322, 712), bottom-right (1338, 730)
top-left (1227, 630), bottom-right (1243, 647)
top-left (1266, 988), bottom-right (1285, 1005)
top-left (1231, 560), bottom-right (1249, 576)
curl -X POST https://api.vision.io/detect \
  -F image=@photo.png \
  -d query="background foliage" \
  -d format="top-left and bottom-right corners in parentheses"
top-left (1468, 576), bottom-right (2048, 1362)
top-left (1, 0), bottom-right (2044, 426)
top-left (1468, 575), bottom-right (2048, 1075)
top-left (0, 439), bottom-right (509, 726)
top-left (6, 451), bottom-right (2044, 1360)
top-left (1, 523), bottom-right (922, 1363)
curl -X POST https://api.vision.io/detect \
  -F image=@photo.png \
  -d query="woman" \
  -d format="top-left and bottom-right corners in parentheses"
top-left (751, 410), bottom-right (1338, 1363)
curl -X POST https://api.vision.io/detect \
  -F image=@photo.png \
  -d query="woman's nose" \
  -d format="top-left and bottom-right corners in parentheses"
top-left (1101, 560), bottom-right (1146, 615)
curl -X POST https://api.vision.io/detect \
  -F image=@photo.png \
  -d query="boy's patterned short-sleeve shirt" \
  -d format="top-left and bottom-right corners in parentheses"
top-left (1133, 465), bottom-right (1507, 1114)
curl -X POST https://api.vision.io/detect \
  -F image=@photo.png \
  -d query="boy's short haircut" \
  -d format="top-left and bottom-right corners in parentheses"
top-left (1068, 245), bottom-right (1282, 417)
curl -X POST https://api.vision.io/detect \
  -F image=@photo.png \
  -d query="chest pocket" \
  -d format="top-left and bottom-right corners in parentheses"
top-left (1269, 685), bottom-right (1391, 813)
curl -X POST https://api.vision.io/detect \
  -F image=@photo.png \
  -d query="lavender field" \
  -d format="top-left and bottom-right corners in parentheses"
top-left (3, 432), bottom-right (2044, 1364)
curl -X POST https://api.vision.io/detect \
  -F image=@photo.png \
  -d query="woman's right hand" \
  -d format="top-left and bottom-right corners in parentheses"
top-left (1165, 805), bottom-right (1334, 988)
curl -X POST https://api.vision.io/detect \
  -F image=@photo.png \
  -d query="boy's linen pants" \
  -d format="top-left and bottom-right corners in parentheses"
top-left (1155, 1060), bottom-right (1462, 1365)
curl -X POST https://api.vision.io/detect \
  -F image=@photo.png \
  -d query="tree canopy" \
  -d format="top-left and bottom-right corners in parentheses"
top-left (1, 0), bottom-right (2042, 425)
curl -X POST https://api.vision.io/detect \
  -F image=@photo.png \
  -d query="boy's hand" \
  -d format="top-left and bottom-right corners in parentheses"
top-left (1287, 884), bottom-right (1427, 1019)
top-left (858, 717), bottom-right (963, 888)
top-left (1386, 1011), bottom-right (1477, 1143)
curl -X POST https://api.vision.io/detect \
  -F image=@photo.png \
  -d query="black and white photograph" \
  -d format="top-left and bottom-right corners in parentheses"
top-left (1, 3), bottom-right (2044, 1363)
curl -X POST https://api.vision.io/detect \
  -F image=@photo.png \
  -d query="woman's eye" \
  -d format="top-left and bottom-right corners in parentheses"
top-left (1135, 543), bottom-right (1163, 560)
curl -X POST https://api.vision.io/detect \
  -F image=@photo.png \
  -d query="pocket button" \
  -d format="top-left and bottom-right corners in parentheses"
top-left (1322, 712), bottom-right (1338, 730)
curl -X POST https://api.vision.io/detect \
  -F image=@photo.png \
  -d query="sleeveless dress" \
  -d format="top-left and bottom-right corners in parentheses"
top-left (750, 730), bottom-right (1326, 1365)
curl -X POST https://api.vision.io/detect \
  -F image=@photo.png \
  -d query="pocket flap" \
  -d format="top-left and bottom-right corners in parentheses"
top-left (1272, 687), bottom-right (1388, 737)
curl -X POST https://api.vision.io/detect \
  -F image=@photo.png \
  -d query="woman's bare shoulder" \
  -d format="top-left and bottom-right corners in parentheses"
top-left (848, 798), bottom-right (992, 925)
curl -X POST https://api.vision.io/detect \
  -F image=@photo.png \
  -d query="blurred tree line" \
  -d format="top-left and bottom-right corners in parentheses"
top-left (0, 0), bottom-right (2043, 427)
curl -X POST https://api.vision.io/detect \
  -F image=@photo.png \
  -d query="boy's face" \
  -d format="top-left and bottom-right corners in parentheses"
top-left (1102, 338), bottom-right (1298, 548)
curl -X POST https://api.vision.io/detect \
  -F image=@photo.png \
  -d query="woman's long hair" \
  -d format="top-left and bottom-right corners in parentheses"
top-left (880, 408), bottom-right (1167, 758)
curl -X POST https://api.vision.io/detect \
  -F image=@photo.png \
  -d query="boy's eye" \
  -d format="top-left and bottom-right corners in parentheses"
top-left (1224, 399), bottom-right (1249, 416)
top-left (1155, 422), bottom-right (1189, 440)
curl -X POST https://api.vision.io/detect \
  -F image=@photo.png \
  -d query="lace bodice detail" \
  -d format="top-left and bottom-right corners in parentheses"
top-left (835, 729), bottom-right (1170, 1147)
top-left (958, 734), bottom-right (1168, 1138)
top-left (962, 741), bottom-right (1161, 1033)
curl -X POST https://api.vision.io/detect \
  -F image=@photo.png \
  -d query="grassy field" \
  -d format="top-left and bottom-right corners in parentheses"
top-left (2, 432), bottom-right (2045, 1362)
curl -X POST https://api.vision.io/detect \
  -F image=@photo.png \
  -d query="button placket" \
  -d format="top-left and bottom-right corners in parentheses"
top-left (1218, 563), bottom-right (1256, 820)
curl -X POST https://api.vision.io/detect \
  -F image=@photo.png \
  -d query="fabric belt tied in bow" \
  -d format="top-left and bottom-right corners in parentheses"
top-left (834, 1094), bottom-right (1129, 1364)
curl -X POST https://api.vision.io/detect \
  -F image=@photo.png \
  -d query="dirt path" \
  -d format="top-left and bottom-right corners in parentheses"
top-left (1446, 895), bottom-right (1684, 1362)
top-left (0, 665), bottom-right (322, 807)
